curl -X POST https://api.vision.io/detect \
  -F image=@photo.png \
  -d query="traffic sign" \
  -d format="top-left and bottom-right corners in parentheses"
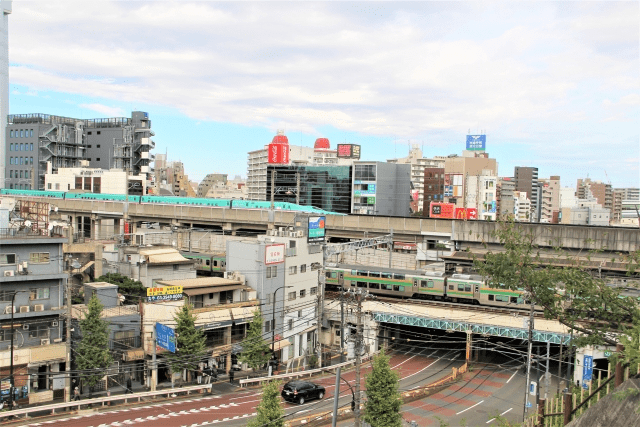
top-left (156, 322), bottom-right (176, 353)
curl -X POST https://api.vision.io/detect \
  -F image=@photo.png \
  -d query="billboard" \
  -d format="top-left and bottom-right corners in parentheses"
top-left (454, 208), bottom-right (478, 220)
top-left (146, 286), bottom-right (184, 302)
top-left (582, 355), bottom-right (593, 389)
top-left (444, 174), bottom-right (463, 197)
top-left (336, 144), bottom-right (361, 159)
top-left (156, 323), bottom-right (176, 353)
top-left (268, 143), bottom-right (289, 164)
top-left (308, 216), bottom-right (326, 243)
top-left (429, 202), bottom-right (455, 219)
top-left (265, 244), bottom-right (285, 265)
top-left (466, 135), bottom-right (486, 151)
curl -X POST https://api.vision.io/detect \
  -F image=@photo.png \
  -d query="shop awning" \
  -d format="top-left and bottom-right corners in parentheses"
top-left (272, 340), bottom-right (292, 351)
top-left (230, 306), bottom-right (257, 324)
top-left (184, 285), bottom-right (247, 296)
top-left (198, 309), bottom-right (232, 329)
top-left (122, 349), bottom-right (145, 362)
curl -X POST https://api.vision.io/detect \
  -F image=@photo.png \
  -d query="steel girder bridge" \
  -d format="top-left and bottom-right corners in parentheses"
top-left (372, 312), bottom-right (572, 345)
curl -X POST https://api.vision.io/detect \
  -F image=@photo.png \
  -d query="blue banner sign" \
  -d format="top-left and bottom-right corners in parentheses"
top-left (582, 355), bottom-right (593, 387)
top-left (466, 135), bottom-right (486, 151)
top-left (156, 322), bottom-right (176, 353)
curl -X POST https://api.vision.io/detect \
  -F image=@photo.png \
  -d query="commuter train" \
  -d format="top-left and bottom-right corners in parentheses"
top-left (0, 189), bottom-right (341, 215)
top-left (180, 251), bottom-right (226, 276)
top-left (324, 264), bottom-right (543, 311)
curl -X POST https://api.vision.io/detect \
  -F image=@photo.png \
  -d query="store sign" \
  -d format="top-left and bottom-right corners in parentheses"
top-left (336, 144), bottom-right (361, 159)
top-left (454, 208), bottom-right (478, 220)
top-left (265, 244), bottom-right (286, 265)
top-left (308, 216), bottom-right (326, 243)
top-left (146, 286), bottom-right (184, 302)
top-left (156, 323), bottom-right (176, 353)
top-left (430, 202), bottom-right (455, 219)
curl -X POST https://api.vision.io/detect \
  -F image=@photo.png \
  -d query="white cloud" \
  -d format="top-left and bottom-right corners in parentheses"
top-left (77, 103), bottom-right (125, 117)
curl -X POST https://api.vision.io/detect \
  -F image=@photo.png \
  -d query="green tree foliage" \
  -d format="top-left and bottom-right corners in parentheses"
top-left (474, 220), bottom-right (640, 349)
top-left (76, 294), bottom-right (113, 390)
top-left (247, 380), bottom-right (285, 427)
top-left (363, 353), bottom-right (403, 427)
top-left (239, 310), bottom-right (272, 371)
top-left (166, 301), bottom-right (206, 378)
top-left (96, 273), bottom-right (146, 304)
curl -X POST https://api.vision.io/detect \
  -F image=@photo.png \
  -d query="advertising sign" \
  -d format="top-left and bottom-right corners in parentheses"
top-left (582, 355), bottom-right (593, 388)
top-left (336, 144), bottom-right (361, 159)
top-left (156, 323), bottom-right (176, 353)
top-left (308, 216), bottom-right (326, 243)
top-left (268, 143), bottom-right (289, 164)
top-left (466, 134), bottom-right (486, 151)
top-left (430, 202), bottom-right (455, 219)
top-left (146, 286), bottom-right (184, 302)
top-left (454, 208), bottom-right (478, 220)
top-left (265, 244), bottom-right (285, 265)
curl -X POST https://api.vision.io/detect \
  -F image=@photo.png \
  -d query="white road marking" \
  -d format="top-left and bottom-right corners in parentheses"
top-left (401, 350), bottom-right (453, 382)
top-left (456, 399), bottom-right (484, 415)
top-left (507, 370), bottom-right (518, 383)
top-left (487, 407), bottom-right (512, 423)
top-left (391, 348), bottom-right (417, 369)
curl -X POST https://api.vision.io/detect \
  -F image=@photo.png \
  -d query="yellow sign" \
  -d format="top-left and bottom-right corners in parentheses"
top-left (147, 286), bottom-right (183, 297)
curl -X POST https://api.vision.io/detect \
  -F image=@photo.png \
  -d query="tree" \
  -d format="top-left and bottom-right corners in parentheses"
top-left (363, 353), bottom-right (403, 427)
top-left (166, 301), bottom-right (206, 383)
top-left (76, 294), bottom-right (113, 395)
top-left (96, 272), bottom-right (146, 304)
top-left (247, 380), bottom-right (285, 427)
top-left (239, 310), bottom-right (272, 371)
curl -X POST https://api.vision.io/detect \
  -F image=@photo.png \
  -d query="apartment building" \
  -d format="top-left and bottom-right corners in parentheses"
top-left (497, 177), bottom-right (516, 220)
top-left (514, 166), bottom-right (539, 222)
top-left (421, 167), bottom-right (445, 215)
top-left (513, 191), bottom-right (531, 222)
top-left (465, 171), bottom-right (498, 221)
top-left (576, 178), bottom-right (613, 212)
top-left (540, 176), bottom-right (561, 223)
top-left (4, 112), bottom-right (154, 191)
top-left (613, 188), bottom-right (640, 201)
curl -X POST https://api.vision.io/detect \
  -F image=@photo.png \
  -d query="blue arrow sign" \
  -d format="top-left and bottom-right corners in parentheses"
top-left (156, 322), bottom-right (176, 353)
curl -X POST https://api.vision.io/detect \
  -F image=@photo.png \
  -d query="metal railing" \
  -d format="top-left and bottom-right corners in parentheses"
top-left (0, 384), bottom-right (212, 420)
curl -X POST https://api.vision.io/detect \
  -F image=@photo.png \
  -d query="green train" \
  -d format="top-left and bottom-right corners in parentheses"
top-left (324, 264), bottom-right (542, 311)
top-left (180, 251), bottom-right (226, 276)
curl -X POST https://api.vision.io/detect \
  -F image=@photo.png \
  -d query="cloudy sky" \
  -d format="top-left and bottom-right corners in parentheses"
top-left (8, 1), bottom-right (639, 187)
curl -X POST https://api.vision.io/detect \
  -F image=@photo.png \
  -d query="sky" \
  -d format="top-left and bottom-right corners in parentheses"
top-left (7, 1), bottom-right (640, 187)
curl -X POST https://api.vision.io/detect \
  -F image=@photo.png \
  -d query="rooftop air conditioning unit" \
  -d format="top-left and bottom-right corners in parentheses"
top-left (4, 306), bottom-right (15, 314)
top-left (3, 270), bottom-right (14, 277)
top-left (33, 304), bottom-right (44, 312)
top-left (40, 339), bottom-right (49, 346)
top-left (19, 306), bottom-right (30, 313)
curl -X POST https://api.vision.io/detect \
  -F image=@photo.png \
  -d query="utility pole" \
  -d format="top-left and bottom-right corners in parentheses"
top-left (316, 260), bottom-right (325, 368)
top-left (523, 297), bottom-right (535, 421)
top-left (65, 279), bottom-right (72, 402)
top-left (388, 228), bottom-right (393, 268)
top-left (339, 274), bottom-right (345, 362)
top-left (151, 324), bottom-right (157, 392)
top-left (270, 170), bottom-right (276, 211)
top-left (353, 287), bottom-right (369, 427)
top-left (296, 172), bottom-right (300, 205)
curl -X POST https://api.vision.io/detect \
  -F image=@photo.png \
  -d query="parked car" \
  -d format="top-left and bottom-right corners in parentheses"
top-left (281, 380), bottom-right (325, 404)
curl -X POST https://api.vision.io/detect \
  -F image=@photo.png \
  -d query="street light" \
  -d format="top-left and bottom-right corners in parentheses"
top-left (9, 290), bottom-right (29, 409)
top-left (271, 286), bottom-right (293, 365)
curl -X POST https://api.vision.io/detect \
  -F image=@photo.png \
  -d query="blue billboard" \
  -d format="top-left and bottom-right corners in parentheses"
top-left (308, 216), bottom-right (326, 243)
top-left (466, 135), bottom-right (486, 151)
top-left (582, 355), bottom-right (593, 388)
top-left (156, 322), bottom-right (176, 353)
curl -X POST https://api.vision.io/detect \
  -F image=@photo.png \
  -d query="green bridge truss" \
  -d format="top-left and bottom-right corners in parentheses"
top-left (373, 312), bottom-right (572, 345)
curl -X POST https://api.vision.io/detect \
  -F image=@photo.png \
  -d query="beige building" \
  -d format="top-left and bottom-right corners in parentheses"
top-left (153, 155), bottom-right (196, 197)
top-left (577, 178), bottom-right (613, 212)
top-left (45, 166), bottom-right (129, 194)
top-left (497, 177), bottom-right (516, 220)
top-left (540, 176), bottom-right (561, 223)
top-left (444, 152), bottom-right (498, 208)
top-left (514, 191), bottom-right (531, 222)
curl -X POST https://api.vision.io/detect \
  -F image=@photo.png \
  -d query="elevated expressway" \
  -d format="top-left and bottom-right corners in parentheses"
top-left (25, 197), bottom-right (640, 254)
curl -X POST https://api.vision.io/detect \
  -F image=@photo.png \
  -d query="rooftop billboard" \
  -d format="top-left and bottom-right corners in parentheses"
top-left (466, 135), bottom-right (486, 151)
top-left (336, 144), bottom-right (361, 159)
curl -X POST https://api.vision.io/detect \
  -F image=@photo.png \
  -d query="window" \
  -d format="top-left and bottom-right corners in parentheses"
top-left (88, 131), bottom-right (92, 135)
top-left (458, 284), bottom-right (464, 291)
top-left (30, 288), bottom-right (50, 300)
top-left (288, 319), bottom-right (293, 331)
top-left (298, 310), bottom-right (302, 317)
top-left (267, 294), bottom-right (273, 304)
top-left (299, 289), bottom-right (306, 298)
top-left (96, 158), bottom-right (100, 161)
top-left (289, 266), bottom-right (297, 275)
top-left (0, 291), bottom-right (14, 302)
top-left (420, 280), bottom-right (428, 288)
top-left (9, 170), bottom-right (12, 178)
top-left (510, 297), bottom-right (518, 304)
top-left (310, 287), bottom-right (317, 295)
top-left (488, 294), bottom-right (495, 301)
top-left (288, 291), bottom-right (296, 301)
top-left (97, 144), bottom-right (101, 148)
top-left (9, 130), bottom-right (13, 138)
top-left (20, 130), bottom-right (23, 137)
top-left (30, 143), bottom-right (33, 151)
top-left (369, 283), bottom-right (380, 289)
top-left (0, 254), bottom-right (17, 265)
top-left (29, 325), bottom-right (49, 339)
top-left (393, 273), bottom-right (405, 280)
top-left (30, 157), bottom-right (33, 165)
top-left (29, 253), bottom-right (50, 263)
top-left (97, 131), bottom-right (101, 135)
top-left (0, 329), bottom-right (13, 342)
top-left (9, 143), bottom-right (12, 151)
top-left (465, 285), bottom-right (471, 292)
top-left (357, 281), bottom-right (367, 288)
top-left (266, 266), bottom-right (277, 278)
top-left (30, 130), bottom-right (33, 137)
top-left (449, 284), bottom-right (454, 290)
top-left (20, 143), bottom-right (24, 151)
top-left (369, 271), bottom-right (380, 278)
top-left (300, 264), bottom-right (306, 273)
top-left (20, 157), bottom-right (24, 165)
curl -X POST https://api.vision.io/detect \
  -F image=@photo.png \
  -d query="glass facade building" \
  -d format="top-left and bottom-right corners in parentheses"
top-left (266, 165), bottom-right (353, 214)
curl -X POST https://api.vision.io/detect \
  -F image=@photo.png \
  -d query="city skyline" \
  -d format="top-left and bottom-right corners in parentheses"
top-left (6, 1), bottom-right (639, 187)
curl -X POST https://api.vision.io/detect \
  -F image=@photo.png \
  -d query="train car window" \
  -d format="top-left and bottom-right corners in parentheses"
top-left (386, 284), bottom-right (394, 290)
top-left (517, 297), bottom-right (524, 304)
top-left (475, 285), bottom-right (479, 293)
top-left (369, 283), bottom-right (379, 289)
top-left (465, 285), bottom-right (471, 292)
top-left (510, 297), bottom-right (518, 304)
top-left (428, 281), bottom-right (434, 288)
top-left (369, 272), bottom-right (380, 278)
top-left (458, 284), bottom-right (464, 291)
top-left (382, 273), bottom-right (392, 279)
top-left (398, 286), bottom-right (404, 292)
top-left (357, 270), bottom-right (368, 277)
top-left (488, 294), bottom-right (495, 301)
top-left (357, 282), bottom-right (367, 288)
top-left (394, 274), bottom-right (405, 280)
top-left (419, 280), bottom-right (426, 288)
top-left (351, 270), bottom-right (357, 275)
top-left (393, 285), bottom-right (400, 291)
top-left (449, 284), bottom-right (454, 290)
top-left (413, 279), bottom-right (419, 287)
top-left (206, 260), bottom-right (210, 266)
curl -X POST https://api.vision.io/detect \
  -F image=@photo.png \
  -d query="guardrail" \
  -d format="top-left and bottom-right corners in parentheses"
top-left (0, 384), bottom-right (212, 420)
top-left (239, 353), bottom-right (375, 387)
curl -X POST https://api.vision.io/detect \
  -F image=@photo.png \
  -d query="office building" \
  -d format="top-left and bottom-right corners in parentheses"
top-left (4, 112), bottom-right (154, 191)
top-left (352, 162), bottom-right (411, 216)
top-left (0, 1), bottom-right (11, 189)
top-left (514, 166), bottom-right (539, 222)
top-left (421, 167), bottom-right (445, 215)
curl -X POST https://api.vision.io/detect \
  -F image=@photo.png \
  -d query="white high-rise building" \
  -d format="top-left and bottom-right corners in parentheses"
top-left (0, 1), bottom-right (11, 189)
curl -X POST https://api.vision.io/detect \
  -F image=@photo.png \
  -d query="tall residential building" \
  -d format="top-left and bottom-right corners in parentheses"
top-left (352, 162), bottom-right (411, 216)
top-left (514, 166), bottom-right (539, 222)
top-left (443, 152), bottom-right (498, 208)
top-left (387, 145), bottom-right (445, 213)
top-left (0, 1), bottom-right (10, 189)
top-left (513, 191), bottom-right (531, 222)
top-left (465, 171), bottom-right (498, 220)
top-left (5, 112), bottom-right (155, 191)
top-left (612, 191), bottom-right (623, 223)
top-left (421, 167), bottom-right (445, 216)
top-left (540, 176), bottom-right (561, 223)
top-left (576, 178), bottom-right (613, 212)
top-left (497, 177), bottom-right (515, 220)
top-left (613, 188), bottom-right (640, 201)
top-left (151, 156), bottom-right (195, 197)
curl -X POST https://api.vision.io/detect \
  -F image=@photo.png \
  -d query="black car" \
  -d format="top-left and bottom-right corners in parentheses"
top-left (281, 380), bottom-right (325, 404)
